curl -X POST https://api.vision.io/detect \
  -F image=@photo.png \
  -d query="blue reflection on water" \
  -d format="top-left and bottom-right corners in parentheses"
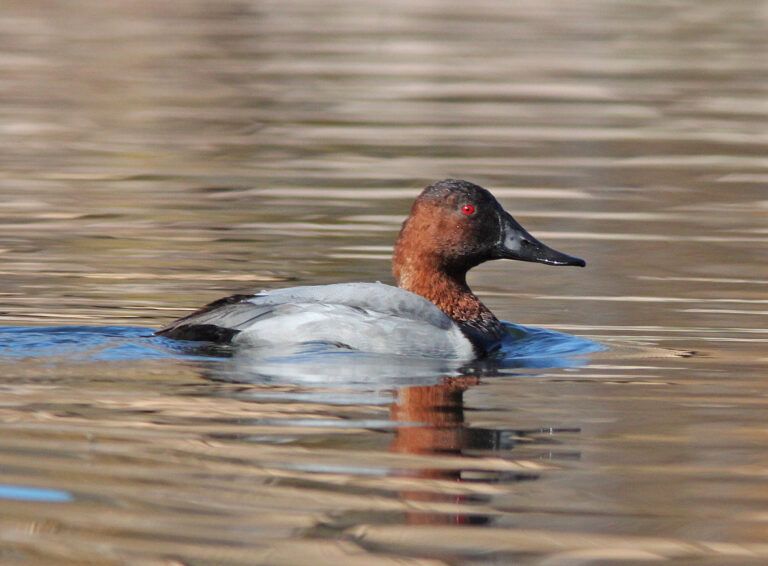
top-left (0, 484), bottom-right (73, 503)
top-left (498, 322), bottom-right (604, 368)
top-left (0, 323), bottom-right (604, 381)
top-left (0, 326), bottom-right (218, 362)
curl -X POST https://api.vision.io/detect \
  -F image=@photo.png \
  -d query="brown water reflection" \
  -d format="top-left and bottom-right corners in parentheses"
top-left (390, 376), bottom-right (549, 529)
top-left (1, 0), bottom-right (767, 563)
top-left (392, 377), bottom-right (487, 527)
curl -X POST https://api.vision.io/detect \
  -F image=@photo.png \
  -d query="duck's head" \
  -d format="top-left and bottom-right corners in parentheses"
top-left (393, 179), bottom-right (584, 286)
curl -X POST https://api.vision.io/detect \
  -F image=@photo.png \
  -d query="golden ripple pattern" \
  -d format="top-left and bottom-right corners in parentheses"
top-left (0, 0), bottom-right (767, 563)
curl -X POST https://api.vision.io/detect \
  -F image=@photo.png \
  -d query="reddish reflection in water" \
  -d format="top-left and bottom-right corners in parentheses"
top-left (390, 376), bottom-right (491, 525)
top-left (391, 376), bottom-right (480, 461)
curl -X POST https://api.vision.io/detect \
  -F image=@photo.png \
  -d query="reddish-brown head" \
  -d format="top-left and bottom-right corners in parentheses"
top-left (392, 179), bottom-right (585, 353)
top-left (393, 180), bottom-right (504, 287)
top-left (393, 179), bottom-right (585, 290)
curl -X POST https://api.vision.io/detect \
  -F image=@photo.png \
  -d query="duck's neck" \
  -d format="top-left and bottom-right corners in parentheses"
top-left (393, 253), bottom-right (504, 346)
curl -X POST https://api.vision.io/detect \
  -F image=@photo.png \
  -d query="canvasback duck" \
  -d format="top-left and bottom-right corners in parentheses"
top-left (157, 179), bottom-right (585, 359)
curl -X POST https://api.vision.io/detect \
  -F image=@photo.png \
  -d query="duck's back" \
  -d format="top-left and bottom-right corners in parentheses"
top-left (157, 283), bottom-right (476, 359)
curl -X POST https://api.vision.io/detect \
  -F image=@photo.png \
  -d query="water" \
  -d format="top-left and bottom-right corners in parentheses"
top-left (0, 0), bottom-right (767, 563)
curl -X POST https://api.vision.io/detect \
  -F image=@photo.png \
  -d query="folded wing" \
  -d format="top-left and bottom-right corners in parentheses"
top-left (156, 283), bottom-right (474, 358)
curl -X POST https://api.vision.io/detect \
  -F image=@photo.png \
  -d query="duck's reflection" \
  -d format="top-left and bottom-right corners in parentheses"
top-left (391, 376), bottom-right (479, 459)
top-left (390, 376), bottom-right (492, 525)
top-left (390, 373), bottom-right (553, 526)
top-left (194, 349), bottom-right (566, 527)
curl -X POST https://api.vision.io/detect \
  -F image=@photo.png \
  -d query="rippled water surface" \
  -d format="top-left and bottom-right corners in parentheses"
top-left (1, 0), bottom-right (767, 563)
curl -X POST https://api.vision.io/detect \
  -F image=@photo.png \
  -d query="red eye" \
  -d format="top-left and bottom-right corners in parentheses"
top-left (461, 204), bottom-right (476, 216)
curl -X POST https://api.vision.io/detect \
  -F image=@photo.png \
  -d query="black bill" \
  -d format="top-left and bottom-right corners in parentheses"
top-left (495, 211), bottom-right (586, 267)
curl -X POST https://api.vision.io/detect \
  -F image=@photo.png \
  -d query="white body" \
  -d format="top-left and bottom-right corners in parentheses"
top-left (173, 283), bottom-right (476, 360)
